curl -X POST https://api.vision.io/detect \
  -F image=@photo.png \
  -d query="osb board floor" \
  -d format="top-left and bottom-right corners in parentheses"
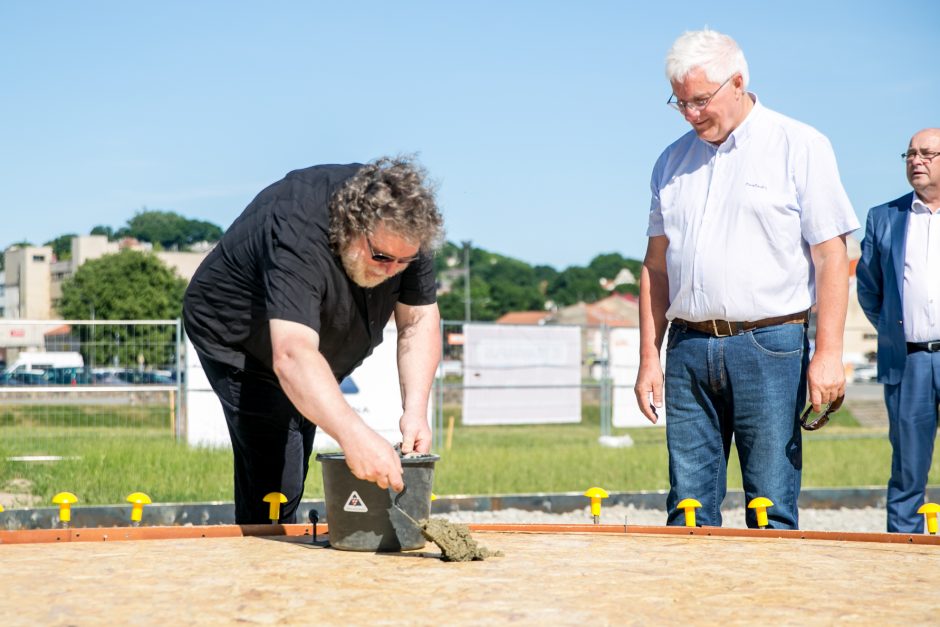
top-left (2, 531), bottom-right (937, 625)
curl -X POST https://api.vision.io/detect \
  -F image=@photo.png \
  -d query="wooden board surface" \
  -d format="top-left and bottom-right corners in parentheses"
top-left (2, 530), bottom-right (937, 624)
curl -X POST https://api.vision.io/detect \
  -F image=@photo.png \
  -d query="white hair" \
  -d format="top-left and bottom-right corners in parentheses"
top-left (665, 29), bottom-right (749, 88)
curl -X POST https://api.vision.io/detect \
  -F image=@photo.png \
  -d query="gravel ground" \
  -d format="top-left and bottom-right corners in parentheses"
top-left (441, 504), bottom-right (888, 533)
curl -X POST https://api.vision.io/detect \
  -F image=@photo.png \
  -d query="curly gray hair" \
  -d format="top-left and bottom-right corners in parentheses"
top-left (329, 156), bottom-right (444, 254)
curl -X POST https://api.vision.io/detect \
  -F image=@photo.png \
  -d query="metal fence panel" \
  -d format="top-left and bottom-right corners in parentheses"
top-left (0, 320), bottom-right (183, 507)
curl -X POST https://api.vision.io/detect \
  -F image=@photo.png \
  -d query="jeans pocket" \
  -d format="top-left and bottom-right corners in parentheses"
top-left (747, 324), bottom-right (804, 357)
top-left (666, 323), bottom-right (682, 350)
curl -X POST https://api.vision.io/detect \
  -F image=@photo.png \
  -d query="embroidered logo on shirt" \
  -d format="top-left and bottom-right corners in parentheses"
top-left (744, 182), bottom-right (767, 190)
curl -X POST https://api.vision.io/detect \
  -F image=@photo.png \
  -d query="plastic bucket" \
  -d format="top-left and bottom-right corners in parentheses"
top-left (316, 452), bottom-right (440, 552)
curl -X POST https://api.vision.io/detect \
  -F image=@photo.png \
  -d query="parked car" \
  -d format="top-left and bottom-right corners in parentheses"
top-left (43, 366), bottom-right (95, 385)
top-left (4, 351), bottom-right (84, 373)
top-left (93, 369), bottom-right (128, 385)
top-left (93, 368), bottom-right (175, 385)
top-left (116, 370), bottom-right (175, 385)
top-left (0, 370), bottom-right (47, 386)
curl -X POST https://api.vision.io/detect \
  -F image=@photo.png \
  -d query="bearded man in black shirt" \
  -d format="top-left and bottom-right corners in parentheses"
top-left (183, 156), bottom-right (444, 523)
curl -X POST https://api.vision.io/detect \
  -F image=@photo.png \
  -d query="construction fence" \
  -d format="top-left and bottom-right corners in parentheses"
top-left (0, 318), bottom-right (649, 506)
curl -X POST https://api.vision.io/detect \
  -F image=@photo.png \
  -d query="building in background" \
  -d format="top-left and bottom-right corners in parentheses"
top-left (1, 235), bottom-right (211, 360)
top-left (3, 244), bottom-right (54, 320)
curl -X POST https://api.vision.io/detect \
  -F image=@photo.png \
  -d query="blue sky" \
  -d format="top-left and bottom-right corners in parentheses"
top-left (2, 1), bottom-right (936, 269)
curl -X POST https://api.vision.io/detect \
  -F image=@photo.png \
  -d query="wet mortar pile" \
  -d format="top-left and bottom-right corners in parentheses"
top-left (418, 517), bottom-right (501, 561)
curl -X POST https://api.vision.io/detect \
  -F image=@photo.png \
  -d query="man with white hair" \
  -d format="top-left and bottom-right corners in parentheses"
top-left (634, 29), bottom-right (859, 529)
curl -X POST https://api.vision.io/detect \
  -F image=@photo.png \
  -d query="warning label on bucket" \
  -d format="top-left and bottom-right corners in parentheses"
top-left (343, 491), bottom-right (368, 513)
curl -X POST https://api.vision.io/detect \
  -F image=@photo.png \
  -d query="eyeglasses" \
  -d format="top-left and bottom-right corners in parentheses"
top-left (902, 150), bottom-right (940, 162)
top-left (667, 75), bottom-right (734, 114)
top-left (366, 238), bottom-right (419, 265)
top-left (799, 394), bottom-right (844, 431)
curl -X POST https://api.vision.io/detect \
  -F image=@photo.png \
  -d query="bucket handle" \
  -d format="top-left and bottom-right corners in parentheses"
top-left (392, 484), bottom-right (422, 528)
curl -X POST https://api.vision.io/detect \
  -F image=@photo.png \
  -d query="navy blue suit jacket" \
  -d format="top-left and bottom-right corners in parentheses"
top-left (856, 192), bottom-right (914, 385)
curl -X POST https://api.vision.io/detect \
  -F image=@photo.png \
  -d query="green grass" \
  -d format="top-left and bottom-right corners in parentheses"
top-left (0, 403), bottom-right (171, 429)
top-left (0, 403), bottom-right (935, 507)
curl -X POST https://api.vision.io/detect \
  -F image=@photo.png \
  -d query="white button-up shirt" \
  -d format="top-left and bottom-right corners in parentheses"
top-left (648, 98), bottom-right (859, 322)
top-left (903, 197), bottom-right (940, 342)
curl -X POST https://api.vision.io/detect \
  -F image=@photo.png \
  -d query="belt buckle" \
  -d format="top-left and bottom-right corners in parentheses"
top-left (928, 341), bottom-right (940, 352)
top-left (711, 320), bottom-right (734, 337)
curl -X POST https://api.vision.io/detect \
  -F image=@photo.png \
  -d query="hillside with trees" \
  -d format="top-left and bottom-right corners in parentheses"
top-left (434, 241), bottom-right (641, 321)
top-left (90, 209), bottom-right (223, 251)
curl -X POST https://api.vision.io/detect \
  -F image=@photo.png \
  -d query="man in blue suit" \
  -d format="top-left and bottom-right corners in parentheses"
top-left (857, 128), bottom-right (940, 533)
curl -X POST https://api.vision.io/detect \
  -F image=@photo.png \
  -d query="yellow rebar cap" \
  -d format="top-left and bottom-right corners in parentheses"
top-left (676, 498), bottom-right (702, 527)
top-left (263, 492), bottom-right (288, 522)
top-left (747, 497), bottom-right (774, 528)
top-left (583, 487), bottom-right (609, 518)
top-left (917, 502), bottom-right (940, 534)
top-left (126, 492), bottom-right (153, 523)
top-left (126, 492), bottom-right (152, 505)
top-left (747, 497), bottom-right (774, 509)
top-left (52, 492), bottom-right (79, 523)
top-left (52, 492), bottom-right (78, 505)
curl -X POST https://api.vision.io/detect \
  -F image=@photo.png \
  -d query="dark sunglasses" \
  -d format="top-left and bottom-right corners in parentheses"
top-left (366, 238), bottom-right (419, 265)
top-left (799, 394), bottom-right (845, 431)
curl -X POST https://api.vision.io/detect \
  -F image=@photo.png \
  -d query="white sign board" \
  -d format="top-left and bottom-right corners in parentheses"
top-left (610, 327), bottom-right (667, 428)
top-left (185, 323), bottom-right (424, 450)
top-left (462, 324), bottom-right (581, 425)
top-left (313, 324), bottom-right (425, 451)
top-left (184, 336), bottom-right (230, 448)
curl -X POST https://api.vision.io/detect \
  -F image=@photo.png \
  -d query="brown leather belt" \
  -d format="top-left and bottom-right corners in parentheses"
top-left (674, 311), bottom-right (808, 337)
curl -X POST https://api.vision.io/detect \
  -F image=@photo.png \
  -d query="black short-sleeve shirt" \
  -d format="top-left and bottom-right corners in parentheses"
top-left (183, 164), bottom-right (438, 381)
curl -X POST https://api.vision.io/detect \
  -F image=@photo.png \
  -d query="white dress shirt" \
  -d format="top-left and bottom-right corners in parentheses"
top-left (648, 98), bottom-right (859, 322)
top-left (903, 197), bottom-right (940, 342)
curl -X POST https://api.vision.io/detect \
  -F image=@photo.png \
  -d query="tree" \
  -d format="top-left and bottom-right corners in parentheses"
top-left (437, 275), bottom-right (496, 321)
top-left (546, 266), bottom-right (607, 306)
top-left (588, 252), bottom-right (633, 281)
top-left (116, 210), bottom-right (223, 250)
top-left (90, 225), bottom-right (115, 239)
top-left (44, 233), bottom-right (77, 261)
top-left (433, 241), bottom-right (462, 274)
top-left (430, 240), bottom-right (642, 317)
top-left (58, 250), bottom-right (187, 367)
top-left (532, 264), bottom-right (559, 295)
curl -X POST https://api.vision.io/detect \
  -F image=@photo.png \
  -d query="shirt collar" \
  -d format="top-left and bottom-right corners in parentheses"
top-left (695, 93), bottom-right (762, 152)
top-left (911, 195), bottom-right (936, 214)
top-left (717, 93), bottom-right (761, 151)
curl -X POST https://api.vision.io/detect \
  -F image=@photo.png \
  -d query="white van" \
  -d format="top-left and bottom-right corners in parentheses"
top-left (4, 351), bottom-right (84, 374)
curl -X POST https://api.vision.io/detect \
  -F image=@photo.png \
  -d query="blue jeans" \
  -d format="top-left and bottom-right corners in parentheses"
top-left (884, 349), bottom-right (940, 533)
top-left (664, 322), bottom-right (809, 529)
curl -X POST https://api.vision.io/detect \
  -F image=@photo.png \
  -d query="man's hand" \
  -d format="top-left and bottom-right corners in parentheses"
top-left (807, 350), bottom-right (846, 413)
top-left (399, 411), bottom-right (432, 454)
top-left (634, 360), bottom-right (664, 424)
top-left (339, 422), bottom-right (404, 492)
top-left (635, 236), bottom-right (670, 425)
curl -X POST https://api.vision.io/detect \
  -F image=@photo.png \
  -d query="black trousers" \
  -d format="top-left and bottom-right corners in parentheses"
top-left (196, 352), bottom-right (316, 524)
